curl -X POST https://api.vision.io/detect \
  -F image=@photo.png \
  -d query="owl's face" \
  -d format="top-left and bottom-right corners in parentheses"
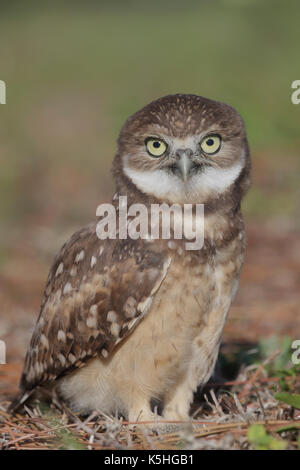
top-left (115, 94), bottom-right (250, 204)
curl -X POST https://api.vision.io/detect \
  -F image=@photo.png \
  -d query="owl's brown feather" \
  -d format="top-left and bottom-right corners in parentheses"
top-left (19, 223), bottom-right (171, 393)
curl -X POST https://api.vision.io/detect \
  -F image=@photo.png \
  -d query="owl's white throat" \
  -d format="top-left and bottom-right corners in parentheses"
top-left (123, 155), bottom-right (243, 203)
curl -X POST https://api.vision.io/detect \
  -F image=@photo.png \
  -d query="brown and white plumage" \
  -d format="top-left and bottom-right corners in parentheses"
top-left (15, 94), bottom-right (251, 421)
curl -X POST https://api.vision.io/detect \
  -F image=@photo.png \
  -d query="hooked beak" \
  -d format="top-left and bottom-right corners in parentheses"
top-left (176, 149), bottom-right (193, 182)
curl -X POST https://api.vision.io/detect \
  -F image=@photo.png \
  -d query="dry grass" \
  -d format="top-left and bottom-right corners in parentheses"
top-left (1, 356), bottom-right (299, 450)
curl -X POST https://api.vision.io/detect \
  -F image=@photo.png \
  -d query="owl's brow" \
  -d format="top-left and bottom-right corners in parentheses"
top-left (133, 134), bottom-right (164, 144)
top-left (145, 135), bottom-right (167, 141)
top-left (217, 129), bottom-right (243, 140)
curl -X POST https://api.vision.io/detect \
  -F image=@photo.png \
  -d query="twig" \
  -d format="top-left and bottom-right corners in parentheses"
top-left (238, 349), bottom-right (281, 399)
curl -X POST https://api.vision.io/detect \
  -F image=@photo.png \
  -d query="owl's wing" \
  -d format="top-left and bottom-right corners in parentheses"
top-left (19, 222), bottom-right (171, 395)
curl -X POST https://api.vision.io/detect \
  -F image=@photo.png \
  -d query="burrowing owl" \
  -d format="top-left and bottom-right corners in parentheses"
top-left (15, 94), bottom-right (251, 422)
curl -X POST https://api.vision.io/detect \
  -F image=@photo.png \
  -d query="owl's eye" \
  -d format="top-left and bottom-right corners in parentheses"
top-left (145, 138), bottom-right (167, 157)
top-left (200, 135), bottom-right (221, 155)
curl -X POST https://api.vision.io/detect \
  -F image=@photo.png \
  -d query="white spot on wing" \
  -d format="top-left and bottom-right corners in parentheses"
top-left (75, 250), bottom-right (85, 263)
top-left (87, 317), bottom-right (97, 328)
top-left (40, 334), bottom-right (49, 350)
top-left (57, 330), bottom-right (66, 342)
top-left (110, 322), bottom-right (121, 337)
top-left (107, 310), bottom-right (117, 323)
top-left (68, 353), bottom-right (76, 364)
top-left (70, 266), bottom-right (77, 277)
top-left (55, 262), bottom-right (64, 277)
top-left (89, 304), bottom-right (98, 316)
top-left (137, 297), bottom-right (153, 314)
top-left (101, 348), bottom-right (108, 358)
top-left (58, 354), bottom-right (66, 366)
top-left (63, 282), bottom-right (72, 295)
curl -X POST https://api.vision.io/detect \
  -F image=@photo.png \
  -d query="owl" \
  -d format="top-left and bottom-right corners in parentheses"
top-left (14, 94), bottom-right (251, 422)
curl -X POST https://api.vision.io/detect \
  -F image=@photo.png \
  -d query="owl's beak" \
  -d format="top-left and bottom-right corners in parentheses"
top-left (176, 149), bottom-right (193, 182)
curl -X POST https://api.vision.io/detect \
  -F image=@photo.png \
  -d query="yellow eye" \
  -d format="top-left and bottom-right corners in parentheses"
top-left (145, 138), bottom-right (167, 157)
top-left (200, 135), bottom-right (221, 155)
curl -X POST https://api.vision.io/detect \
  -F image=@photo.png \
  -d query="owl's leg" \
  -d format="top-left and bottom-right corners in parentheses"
top-left (163, 339), bottom-right (221, 421)
top-left (127, 401), bottom-right (182, 433)
top-left (162, 357), bottom-right (205, 421)
top-left (127, 401), bottom-right (157, 423)
top-left (162, 378), bottom-right (194, 421)
top-left (127, 399), bottom-right (169, 432)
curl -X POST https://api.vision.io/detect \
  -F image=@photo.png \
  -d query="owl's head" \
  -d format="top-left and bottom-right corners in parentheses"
top-left (114, 94), bottom-right (251, 206)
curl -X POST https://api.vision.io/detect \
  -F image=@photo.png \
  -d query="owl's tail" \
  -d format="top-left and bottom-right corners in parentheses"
top-left (8, 389), bottom-right (34, 413)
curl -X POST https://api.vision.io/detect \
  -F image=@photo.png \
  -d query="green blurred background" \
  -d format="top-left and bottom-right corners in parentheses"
top-left (0, 0), bottom-right (299, 381)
